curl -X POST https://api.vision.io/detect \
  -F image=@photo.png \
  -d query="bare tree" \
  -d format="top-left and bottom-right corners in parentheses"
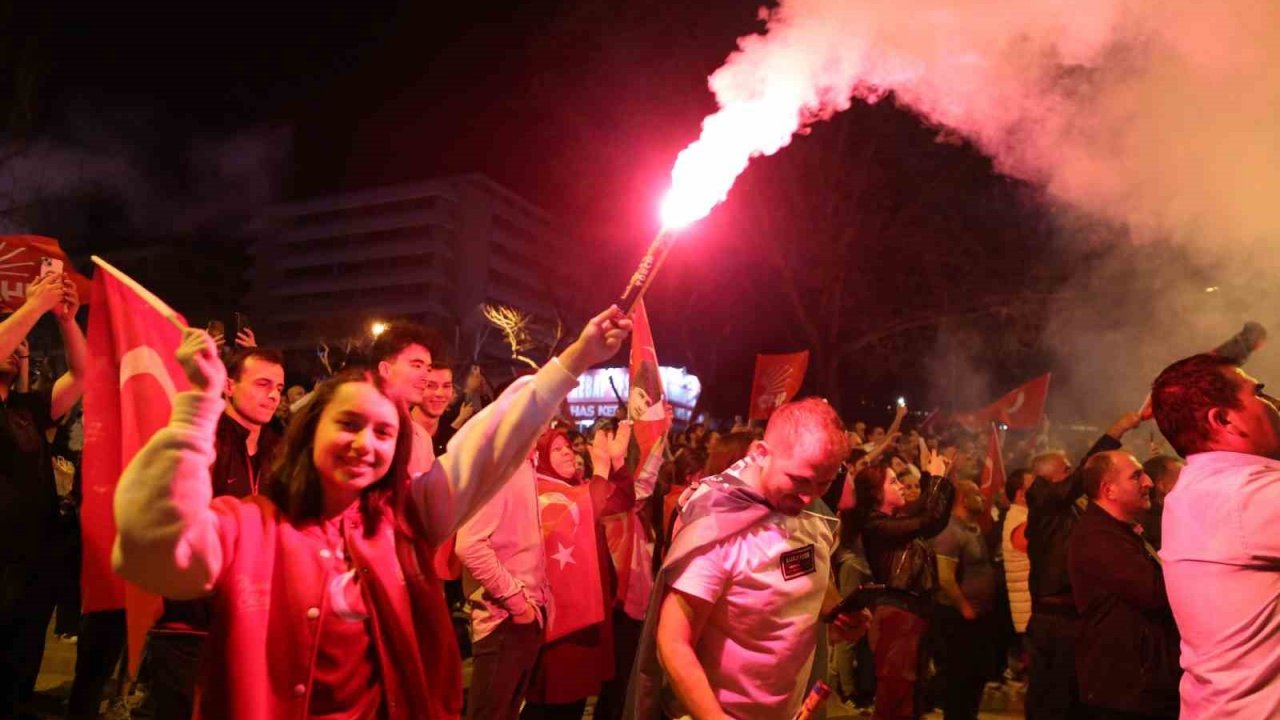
top-left (482, 304), bottom-right (544, 371)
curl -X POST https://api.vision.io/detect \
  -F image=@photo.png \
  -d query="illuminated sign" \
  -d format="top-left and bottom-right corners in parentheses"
top-left (567, 366), bottom-right (701, 423)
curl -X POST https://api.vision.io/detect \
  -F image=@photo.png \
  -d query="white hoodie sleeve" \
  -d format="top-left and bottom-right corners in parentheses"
top-left (112, 391), bottom-right (227, 600)
top-left (413, 358), bottom-right (579, 545)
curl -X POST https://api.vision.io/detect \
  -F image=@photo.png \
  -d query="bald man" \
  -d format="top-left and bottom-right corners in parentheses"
top-left (1067, 452), bottom-right (1179, 720)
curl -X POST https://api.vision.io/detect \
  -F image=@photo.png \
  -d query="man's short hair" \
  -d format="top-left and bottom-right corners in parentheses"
top-left (1031, 451), bottom-right (1068, 479)
top-left (1143, 455), bottom-right (1182, 484)
top-left (1082, 452), bottom-right (1118, 500)
top-left (225, 347), bottom-right (285, 381)
top-left (764, 398), bottom-right (850, 476)
top-left (369, 322), bottom-right (446, 367)
top-left (1005, 468), bottom-right (1031, 502)
top-left (1152, 353), bottom-right (1242, 457)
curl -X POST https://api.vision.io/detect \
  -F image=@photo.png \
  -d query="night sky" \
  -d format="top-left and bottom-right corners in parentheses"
top-left (10, 0), bottom-right (1066, 420)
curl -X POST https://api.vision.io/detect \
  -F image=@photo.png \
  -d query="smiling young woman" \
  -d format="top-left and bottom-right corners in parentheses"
top-left (112, 307), bottom-right (631, 720)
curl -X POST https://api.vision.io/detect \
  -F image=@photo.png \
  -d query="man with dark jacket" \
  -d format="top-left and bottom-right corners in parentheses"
top-left (1067, 451), bottom-right (1179, 719)
top-left (1025, 411), bottom-right (1145, 720)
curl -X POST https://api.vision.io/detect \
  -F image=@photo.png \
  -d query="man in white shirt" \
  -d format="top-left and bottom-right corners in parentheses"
top-left (1152, 353), bottom-right (1280, 719)
top-left (648, 398), bottom-right (866, 720)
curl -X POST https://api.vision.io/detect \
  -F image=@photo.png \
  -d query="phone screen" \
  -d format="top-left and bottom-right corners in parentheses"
top-left (40, 257), bottom-right (64, 278)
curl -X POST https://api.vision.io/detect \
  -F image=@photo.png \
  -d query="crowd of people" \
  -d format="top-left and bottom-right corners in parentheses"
top-left (2, 270), bottom-right (1280, 720)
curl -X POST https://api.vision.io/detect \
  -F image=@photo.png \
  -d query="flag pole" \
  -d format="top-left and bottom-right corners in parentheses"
top-left (617, 229), bottom-right (677, 315)
top-left (90, 256), bottom-right (187, 331)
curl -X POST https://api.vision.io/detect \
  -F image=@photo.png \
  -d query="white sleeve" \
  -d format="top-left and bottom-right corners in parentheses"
top-left (668, 539), bottom-right (734, 605)
top-left (112, 391), bottom-right (227, 600)
top-left (412, 358), bottom-right (578, 544)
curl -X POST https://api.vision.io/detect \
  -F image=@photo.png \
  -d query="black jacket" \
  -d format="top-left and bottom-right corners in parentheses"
top-left (1068, 502), bottom-right (1180, 716)
top-left (1026, 434), bottom-right (1120, 605)
top-left (211, 412), bottom-right (281, 499)
top-left (861, 474), bottom-right (955, 612)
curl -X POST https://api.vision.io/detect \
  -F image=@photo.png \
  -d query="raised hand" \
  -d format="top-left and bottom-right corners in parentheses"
top-left (234, 327), bottom-right (257, 348)
top-left (922, 446), bottom-right (950, 477)
top-left (558, 305), bottom-right (632, 375)
top-left (894, 401), bottom-right (909, 421)
top-left (1107, 410), bottom-right (1146, 440)
top-left (589, 430), bottom-right (612, 478)
top-left (52, 277), bottom-right (79, 323)
top-left (609, 421), bottom-right (633, 471)
top-left (24, 273), bottom-right (66, 315)
top-left (176, 328), bottom-right (226, 397)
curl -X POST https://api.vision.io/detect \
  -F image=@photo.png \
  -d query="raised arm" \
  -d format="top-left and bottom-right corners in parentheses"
top-left (588, 420), bottom-right (638, 517)
top-left (0, 274), bottom-right (63, 363)
top-left (1027, 414), bottom-right (1139, 514)
top-left (51, 278), bottom-right (87, 419)
top-left (865, 474), bottom-right (956, 544)
top-left (113, 329), bottom-right (227, 600)
top-left (413, 306), bottom-right (631, 543)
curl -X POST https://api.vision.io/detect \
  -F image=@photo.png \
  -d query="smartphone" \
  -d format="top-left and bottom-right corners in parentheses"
top-left (39, 257), bottom-right (64, 279)
top-left (821, 583), bottom-right (886, 623)
top-left (234, 312), bottom-right (251, 336)
top-left (896, 397), bottom-right (906, 407)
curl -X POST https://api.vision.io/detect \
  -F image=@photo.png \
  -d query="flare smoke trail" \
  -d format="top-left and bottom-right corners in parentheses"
top-left (674, 0), bottom-right (1280, 430)
top-left (674, 0), bottom-right (1280, 243)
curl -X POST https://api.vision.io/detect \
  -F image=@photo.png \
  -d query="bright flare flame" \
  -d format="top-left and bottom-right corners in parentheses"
top-left (370, 321), bottom-right (388, 338)
top-left (660, 90), bottom-right (811, 229)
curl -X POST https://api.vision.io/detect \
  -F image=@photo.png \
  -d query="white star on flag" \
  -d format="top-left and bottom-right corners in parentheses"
top-left (551, 542), bottom-right (576, 570)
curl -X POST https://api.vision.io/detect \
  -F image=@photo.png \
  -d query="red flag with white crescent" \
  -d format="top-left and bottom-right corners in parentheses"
top-left (979, 423), bottom-right (1007, 499)
top-left (748, 351), bottom-right (809, 420)
top-left (956, 373), bottom-right (1051, 431)
top-left (0, 235), bottom-right (92, 311)
top-left (81, 265), bottom-right (191, 674)
top-left (537, 477), bottom-right (605, 642)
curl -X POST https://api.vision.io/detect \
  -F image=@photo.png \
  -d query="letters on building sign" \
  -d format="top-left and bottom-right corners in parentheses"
top-left (567, 367), bottom-right (701, 425)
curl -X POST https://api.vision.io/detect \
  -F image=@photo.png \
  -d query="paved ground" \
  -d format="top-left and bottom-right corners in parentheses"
top-left (33, 627), bottom-right (1026, 718)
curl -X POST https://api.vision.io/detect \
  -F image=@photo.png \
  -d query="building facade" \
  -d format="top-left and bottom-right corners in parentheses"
top-left (248, 174), bottom-right (573, 369)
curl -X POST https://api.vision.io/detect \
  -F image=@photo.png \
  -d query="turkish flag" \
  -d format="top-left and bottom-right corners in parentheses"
top-left (537, 476), bottom-right (605, 642)
top-left (81, 263), bottom-right (190, 674)
top-left (748, 351), bottom-right (809, 420)
top-left (0, 235), bottom-right (92, 311)
top-left (979, 424), bottom-right (1007, 501)
top-left (958, 373), bottom-right (1051, 430)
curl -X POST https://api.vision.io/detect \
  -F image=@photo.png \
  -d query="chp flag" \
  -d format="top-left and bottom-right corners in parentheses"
top-left (956, 373), bottom-right (1051, 431)
top-left (748, 350), bottom-right (810, 421)
top-left (0, 234), bottom-right (92, 311)
top-left (81, 256), bottom-right (190, 674)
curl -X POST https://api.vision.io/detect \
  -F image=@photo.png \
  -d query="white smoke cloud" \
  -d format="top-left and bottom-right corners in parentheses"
top-left (0, 119), bottom-right (288, 237)
top-left (696, 0), bottom-right (1280, 246)
top-left (683, 0), bottom-right (1280, 427)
